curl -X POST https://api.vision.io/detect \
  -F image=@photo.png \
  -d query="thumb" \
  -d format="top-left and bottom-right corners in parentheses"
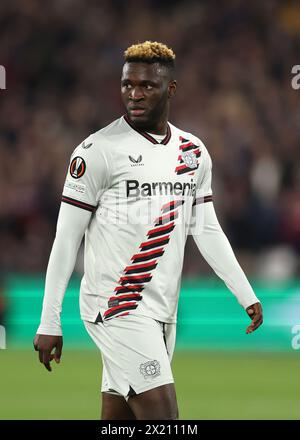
top-left (247, 308), bottom-right (254, 316)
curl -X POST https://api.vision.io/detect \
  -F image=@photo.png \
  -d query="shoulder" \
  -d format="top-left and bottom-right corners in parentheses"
top-left (92, 115), bottom-right (127, 140)
top-left (71, 116), bottom-right (126, 160)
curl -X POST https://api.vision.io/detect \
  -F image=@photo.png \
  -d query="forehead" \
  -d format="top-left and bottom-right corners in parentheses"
top-left (121, 62), bottom-right (168, 82)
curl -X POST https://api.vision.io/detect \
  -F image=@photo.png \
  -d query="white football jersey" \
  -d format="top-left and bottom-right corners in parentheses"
top-left (62, 115), bottom-right (213, 324)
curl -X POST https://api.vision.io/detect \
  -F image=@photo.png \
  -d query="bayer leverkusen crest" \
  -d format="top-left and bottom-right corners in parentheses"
top-left (139, 360), bottom-right (161, 379)
top-left (181, 151), bottom-right (198, 169)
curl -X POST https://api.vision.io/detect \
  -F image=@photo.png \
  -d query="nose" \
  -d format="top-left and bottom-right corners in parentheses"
top-left (129, 86), bottom-right (144, 101)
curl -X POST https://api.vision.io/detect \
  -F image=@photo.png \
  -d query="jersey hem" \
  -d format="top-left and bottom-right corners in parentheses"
top-left (80, 311), bottom-right (177, 325)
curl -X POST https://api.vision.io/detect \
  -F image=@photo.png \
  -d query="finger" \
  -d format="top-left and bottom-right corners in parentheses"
top-left (252, 316), bottom-right (263, 330)
top-left (246, 316), bottom-right (263, 333)
top-left (43, 361), bottom-right (52, 372)
top-left (54, 344), bottom-right (62, 363)
top-left (246, 314), bottom-right (262, 331)
top-left (247, 315), bottom-right (263, 330)
top-left (42, 351), bottom-right (52, 372)
top-left (252, 311), bottom-right (263, 324)
top-left (33, 336), bottom-right (39, 351)
top-left (38, 349), bottom-right (43, 364)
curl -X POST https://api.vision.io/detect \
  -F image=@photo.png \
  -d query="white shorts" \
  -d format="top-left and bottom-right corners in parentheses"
top-left (84, 314), bottom-right (176, 401)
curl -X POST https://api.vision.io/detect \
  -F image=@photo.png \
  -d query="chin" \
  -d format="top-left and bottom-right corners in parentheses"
top-left (128, 114), bottom-right (151, 129)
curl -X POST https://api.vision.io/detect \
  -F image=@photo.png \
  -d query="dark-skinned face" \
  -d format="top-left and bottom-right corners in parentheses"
top-left (121, 62), bottom-right (176, 132)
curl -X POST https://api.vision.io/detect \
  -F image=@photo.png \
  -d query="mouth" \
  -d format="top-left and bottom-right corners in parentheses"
top-left (128, 107), bottom-right (147, 117)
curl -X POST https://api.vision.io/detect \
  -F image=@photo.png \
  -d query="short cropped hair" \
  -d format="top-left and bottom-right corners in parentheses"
top-left (124, 41), bottom-right (176, 76)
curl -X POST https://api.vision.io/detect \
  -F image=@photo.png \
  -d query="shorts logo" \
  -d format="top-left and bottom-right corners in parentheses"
top-left (181, 151), bottom-right (197, 169)
top-left (139, 360), bottom-right (161, 379)
top-left (70, 157), bottom-right (86, 179)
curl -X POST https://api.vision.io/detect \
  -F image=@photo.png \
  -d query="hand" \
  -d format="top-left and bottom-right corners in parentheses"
top-left (33, 334), bottom-right (63, 372)
top-left (245, 302), bottom-right (263, 334)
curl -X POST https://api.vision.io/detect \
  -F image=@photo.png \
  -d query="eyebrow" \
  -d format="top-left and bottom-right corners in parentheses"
top-left (121, 79), bottom-right (158, 86)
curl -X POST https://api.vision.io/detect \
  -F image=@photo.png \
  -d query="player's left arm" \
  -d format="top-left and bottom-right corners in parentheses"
top-left (190, 146), bottom-right (263, 334)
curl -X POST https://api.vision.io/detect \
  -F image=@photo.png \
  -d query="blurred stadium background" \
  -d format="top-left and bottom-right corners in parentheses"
top-left (0, 0), bottom-right (300, 419)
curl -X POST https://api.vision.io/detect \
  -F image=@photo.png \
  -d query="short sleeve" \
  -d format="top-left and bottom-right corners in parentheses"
top-left (62, 137), bottom-right (110, 212)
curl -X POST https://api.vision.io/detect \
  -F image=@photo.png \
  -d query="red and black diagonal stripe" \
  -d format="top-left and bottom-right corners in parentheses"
top-left (108, 293), bottom-right (143, 308)
top-left (179, 136), bottom-right (189, 143)
top-left (175, 136), bottom-right (201, 175)
top-left (114, 285), bottom-right (144, 294)
top-left (140, 236), bottom-right (170, 251)
top-left (175, 164), bottom-right (199, 175)
top-left (147, 223), bottom-right (175, 239)
top-left (103, 198), bottom-right (185, 320)
top-left (119, 273), bottom-right (152, 285)
top-left (154, 211), bottom-right (178, 226)
top-left (124, 260), bottom-right (158, 275)
top-left (104, 302), bottom-right (139, 320)
top-left (131, 248), bottom-right (165, 263)
top-left (161, 200), bottom-right (184, 213)
top-left (179, 141), bottom-right (198, 152)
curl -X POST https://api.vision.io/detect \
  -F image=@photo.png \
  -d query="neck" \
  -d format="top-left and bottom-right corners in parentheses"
top-left (126, 105), bottom-right (169, 135)
top-left (148, 106), bottom-right (169, 134)
top-left (147, 119), bottom-right (168, 135)
top-left (126, 116), bottom-right (168, 135)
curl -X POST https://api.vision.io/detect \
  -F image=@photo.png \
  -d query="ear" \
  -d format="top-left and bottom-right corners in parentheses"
top-left (168, 80), bottom-right (177, 98)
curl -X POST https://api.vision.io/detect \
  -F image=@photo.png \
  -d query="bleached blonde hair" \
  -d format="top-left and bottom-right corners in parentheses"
top-left (124, 41), bottom-right (176, 65)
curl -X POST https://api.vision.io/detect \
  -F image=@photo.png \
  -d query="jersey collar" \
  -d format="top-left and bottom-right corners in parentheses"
top-left (124, 114), bottom-right (171, 145)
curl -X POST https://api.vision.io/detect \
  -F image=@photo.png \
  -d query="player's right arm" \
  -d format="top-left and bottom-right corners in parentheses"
top-left (33, 203), bottom-right (91, 371)
top-left (34, 136), bottom-right (110, 371)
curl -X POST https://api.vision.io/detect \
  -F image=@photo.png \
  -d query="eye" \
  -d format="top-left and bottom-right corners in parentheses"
top-left (123, 83), bottom-right (132, 89)
top-left (145, 84), bottom-right (153, 90)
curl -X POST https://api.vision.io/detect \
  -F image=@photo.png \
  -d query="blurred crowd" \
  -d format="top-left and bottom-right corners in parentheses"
top-left (0, 0), bottom-right (299, 279)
